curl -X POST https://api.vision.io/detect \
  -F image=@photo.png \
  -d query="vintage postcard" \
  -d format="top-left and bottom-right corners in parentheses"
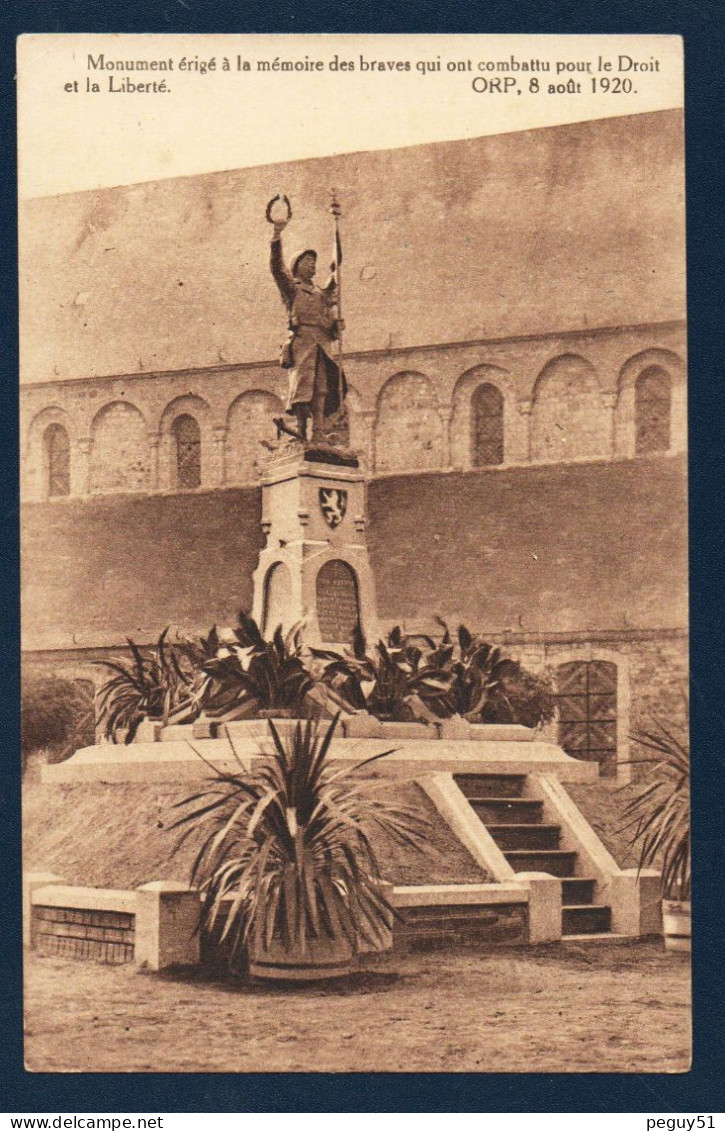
top-left (18, 33), bottom-right (689, 1074)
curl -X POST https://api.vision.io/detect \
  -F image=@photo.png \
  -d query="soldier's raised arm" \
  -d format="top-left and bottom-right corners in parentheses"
top-left (269, 221), bottom-right (296, 310)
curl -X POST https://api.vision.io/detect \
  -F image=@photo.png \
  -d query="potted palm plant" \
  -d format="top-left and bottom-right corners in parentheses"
top-left (619, 707), bottom-right (690, 951)
top-left (172, 714), bottom-right (429, 980)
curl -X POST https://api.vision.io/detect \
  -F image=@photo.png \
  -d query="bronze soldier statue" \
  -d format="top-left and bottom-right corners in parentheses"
top-left (268, 198), bottom-right (347, 443)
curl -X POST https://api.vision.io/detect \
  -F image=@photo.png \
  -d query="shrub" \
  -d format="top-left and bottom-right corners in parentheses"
top-left (314, 621), bottom-right (555, 728)
top-left (482, 662), bottom-right (556, 728)
top-left (22, 675), bottom-right (96, 767)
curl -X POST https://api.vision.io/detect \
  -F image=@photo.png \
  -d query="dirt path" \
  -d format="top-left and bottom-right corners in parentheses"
top-left (24, 941), bottom-right (690, 1074)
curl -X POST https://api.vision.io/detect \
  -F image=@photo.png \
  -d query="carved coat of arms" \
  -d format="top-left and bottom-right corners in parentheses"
top-left (319, 488), bottom-right (347, 529)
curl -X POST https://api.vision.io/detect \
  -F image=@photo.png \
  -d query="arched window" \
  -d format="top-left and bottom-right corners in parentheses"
top-left (172, 414), bottom-right (201, 489)
top-left (635, 366), bottom-right (671, 454)
top-left (556, 661), bottom-right (618, 778)
top-left (44, 424), bottom-right (70, 497)
top-left (471, 383), bottom-right (504, 466)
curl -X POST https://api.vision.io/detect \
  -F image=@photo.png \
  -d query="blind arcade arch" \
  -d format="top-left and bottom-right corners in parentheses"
top-left (263, 561), bottom-right (293, 636)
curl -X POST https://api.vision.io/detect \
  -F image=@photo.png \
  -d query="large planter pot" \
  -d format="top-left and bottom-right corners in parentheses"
top-left (663, 899), bottom-right (691, 952)
top-left (247, 888), bottom-right (394, 981)
top-left (248, 933), bottom-right (357, 981)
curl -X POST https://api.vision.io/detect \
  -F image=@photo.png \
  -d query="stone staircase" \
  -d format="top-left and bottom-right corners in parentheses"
top-left (454, 772), bottom-right (614, 938)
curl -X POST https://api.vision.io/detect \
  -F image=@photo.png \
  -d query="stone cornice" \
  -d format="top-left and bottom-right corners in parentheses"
top-left (20, 318), bottom-right (687, 397)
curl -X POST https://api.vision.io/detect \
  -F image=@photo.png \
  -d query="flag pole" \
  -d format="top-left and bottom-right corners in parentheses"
top-left (329, 190), bottom-right (344, 404)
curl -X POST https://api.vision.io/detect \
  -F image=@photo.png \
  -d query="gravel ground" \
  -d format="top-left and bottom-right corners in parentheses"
top-left (24, 941), bottom-right (690, 1074)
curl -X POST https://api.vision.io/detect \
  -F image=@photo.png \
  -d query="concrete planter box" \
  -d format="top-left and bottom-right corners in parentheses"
top-left (378, 721), bottom-right (435, 741)
top-left (134, 719), bottom-right (165, 743)
top-left (663, 899), bottom-right (691, 952)
top-left (341, 712), bottom-right (383, 739)
top-left (468, 724), bottom-right (535, 743)
top-left (191, 716), bottom-right (220, 740)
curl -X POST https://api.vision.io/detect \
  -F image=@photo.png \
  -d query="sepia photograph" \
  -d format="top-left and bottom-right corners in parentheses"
top-left (17, 33), bottom-right (690, 1074)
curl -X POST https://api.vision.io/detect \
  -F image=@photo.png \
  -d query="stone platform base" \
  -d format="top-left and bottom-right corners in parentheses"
top-left (43, 722), bottom-right (598, 785)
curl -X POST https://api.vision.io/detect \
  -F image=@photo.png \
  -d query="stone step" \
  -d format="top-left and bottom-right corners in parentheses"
top-left (469, 798), bottom-right (544, 824)
top-left (488, 824), bottom-right (561, 851)
top-left (561, 877), bottom-right (597, 906)
top-left (560, 933), bottom-right (632, 946)
top-left (504, 850), bottom-right (579, 877)
top-left (454, 773), bottom-right (527, 799)
top-left (562, 905), bottom-right (612, 935)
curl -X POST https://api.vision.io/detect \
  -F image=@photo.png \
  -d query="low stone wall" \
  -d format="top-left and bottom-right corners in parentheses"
top-left (25, 874), bottom-right (552, 968)
top-left (25, 876), bottom-right (199, 971)
top-left (392, 884), bottom-right (531, 949)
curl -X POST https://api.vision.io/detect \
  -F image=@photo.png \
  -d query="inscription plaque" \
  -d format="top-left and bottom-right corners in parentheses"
top-left (316, 559), bottom-right (360, 643)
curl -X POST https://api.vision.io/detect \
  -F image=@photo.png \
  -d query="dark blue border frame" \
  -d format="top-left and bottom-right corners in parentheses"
top-left (3, 0), bottom-right (724, 1113)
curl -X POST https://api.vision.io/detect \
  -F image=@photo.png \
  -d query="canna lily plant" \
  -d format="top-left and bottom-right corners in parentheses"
top-left (171, 714), bottom-right (430, 975)
top-left (177, 611), bottom-right (319, 723)
top-left (312, 620), bottom-right (555, 728)
top-left (311, 624), bottom-right (454, 723)
top-left (94, 627), bottom-right (195, 743)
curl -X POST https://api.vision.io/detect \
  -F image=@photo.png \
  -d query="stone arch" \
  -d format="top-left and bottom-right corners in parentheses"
top-left (450, 364), bottom-right (523, 468)
top-left (89, 400), bottom-right (150, 494)
top-left (614, 348), bottom-right (686, 457)
top-left (158, 394), bottom-right (213, 490)
top-left (374, 371), bottom-right (443, 474)
top-left (531, 353), bottom-right (610, 463)
top-left (225, 390), bottom-right (284, 484)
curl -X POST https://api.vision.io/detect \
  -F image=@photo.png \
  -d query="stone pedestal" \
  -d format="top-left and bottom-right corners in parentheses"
top-left (251, 447), bottom-right (379, 648)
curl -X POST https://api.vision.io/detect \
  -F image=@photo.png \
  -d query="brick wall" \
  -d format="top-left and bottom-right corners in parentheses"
top-left (33, 905), bottom-right (134, 964)
top-left (627, 635), bottom-right (689, 738)
top-left (395, 902), bottom-right (528, 949)
top-left (367, 455), bottom-right (687, 635)
top-left (22, 456), bottom-right (686, 652)
top-left (21, 487), bottom-right (263, 646)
